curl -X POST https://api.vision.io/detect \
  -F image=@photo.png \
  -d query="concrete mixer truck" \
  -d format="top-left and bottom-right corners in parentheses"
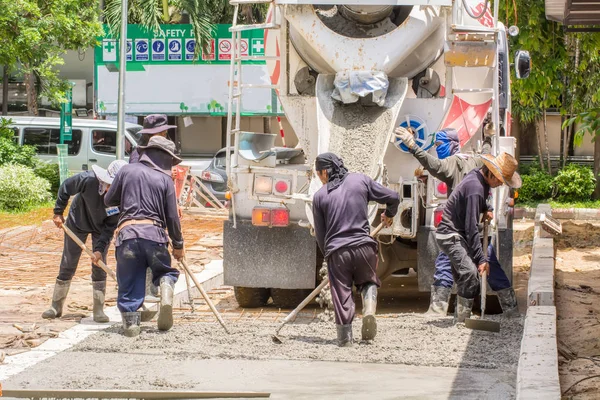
top-left (222, 0), bottom-right (531, 308)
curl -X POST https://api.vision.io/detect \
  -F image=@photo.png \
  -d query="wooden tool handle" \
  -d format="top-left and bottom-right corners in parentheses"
top-left (61, 224), bottom-right (117, 282)
top-left (481, 220), bottom-right (489, 318)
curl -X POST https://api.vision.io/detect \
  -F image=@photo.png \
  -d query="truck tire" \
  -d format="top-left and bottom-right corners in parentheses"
top-left (233, 287), bottom-right (270, 308)
top-left (271, 288), bottom-right (313, 309)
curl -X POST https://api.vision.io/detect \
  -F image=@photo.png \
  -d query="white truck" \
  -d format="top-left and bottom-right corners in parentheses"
top-left (223, 0), bottom-right (530, 307)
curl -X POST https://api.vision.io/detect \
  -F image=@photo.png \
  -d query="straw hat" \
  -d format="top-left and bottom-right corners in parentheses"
top-left (481, 152), bottom-right (522, 189)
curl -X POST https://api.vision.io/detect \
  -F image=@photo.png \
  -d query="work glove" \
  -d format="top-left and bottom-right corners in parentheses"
top-left (484, 122), bottom-right (496, 137)
top-left (394, 127), bottom-right (417, 152)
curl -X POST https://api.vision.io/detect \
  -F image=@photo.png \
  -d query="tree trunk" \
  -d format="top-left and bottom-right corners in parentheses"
top-left (535, 121), bottom-right (545, 171)
top-left (564, 37), bottom-right (580, 168)
top-left (594, 135), bottom-right (600, 200)
top-left (543, 109), bottom-right (552, 173)
top-left (2, 65), bottom-right (8, 116)
top-left (24, 71), bottom-right (38, 116)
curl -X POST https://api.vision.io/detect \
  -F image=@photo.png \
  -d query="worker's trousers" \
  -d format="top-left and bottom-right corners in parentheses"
top-left (327, 243), bottom-right (381, 325)
top-left (116, 238), bottom-right (180, 313)
top-left (433, 242), bottom-right (511, 291)
top-left (58, 219), bottom-right (108, 282)
top-left (436, 235), bottom-right (508, 299)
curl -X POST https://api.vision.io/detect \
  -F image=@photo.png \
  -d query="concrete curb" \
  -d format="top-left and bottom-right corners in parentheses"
top-left (515, 207), bottom-right (600, 220)
top-left (0, 260), bottom-right (224, 382)
top-left (516, 205), bottom-right (561, 399)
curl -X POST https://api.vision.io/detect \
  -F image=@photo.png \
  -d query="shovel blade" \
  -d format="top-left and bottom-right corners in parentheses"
top-left (465, 317), bottom-right (500, 333)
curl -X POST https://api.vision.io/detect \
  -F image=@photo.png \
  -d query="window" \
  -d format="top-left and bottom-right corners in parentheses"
top-left (10, 127), bottom-right (18, 144)
top-left (92, 130), bottom-right (134, 155)
top-left (23, 128), bottom-right (82, 155)
top-left (92, 130), bottom-right (117, 155)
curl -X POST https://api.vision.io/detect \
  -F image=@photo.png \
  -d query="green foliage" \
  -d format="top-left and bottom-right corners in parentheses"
top-left (553, 164), bottom-right (596, 202)
top-left (0, 118), bottom-right (36, 168)
top-left (517, 169), bottom-right (554, 203)
top-left (33, 161), bottom-right (60, 195)
top-left (0, 0), bottom-right (102, 108)
top-left (0, 164), bottom-right (52, 211)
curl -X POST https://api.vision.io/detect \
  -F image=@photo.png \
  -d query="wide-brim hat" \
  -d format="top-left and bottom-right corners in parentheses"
top-left (138, 136), bottom-right (182, 165)
top-left (92, 160), bottom-right (127, 185)
top-left (139, 114), bottom-right (177, 135)
top-left (481, 152), bottom-right (522, 189)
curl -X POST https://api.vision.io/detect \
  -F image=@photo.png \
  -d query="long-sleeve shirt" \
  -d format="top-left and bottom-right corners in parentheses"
top-left (128, 148), bottom-right (141, 164)
top-left (312, 173), bottom-right (400, 258)
top-left (412, 137), bottom-right (492, 195)
top-left (104, 161), bottom-right (183, 249)
top-left (436, 169), bottom-right (490, 266)
top-left (53, 171), bottom-right (119, 253)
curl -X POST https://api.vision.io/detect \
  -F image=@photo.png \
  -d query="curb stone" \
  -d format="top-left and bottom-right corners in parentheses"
top-left (515, 207), bottom-right (600, 220)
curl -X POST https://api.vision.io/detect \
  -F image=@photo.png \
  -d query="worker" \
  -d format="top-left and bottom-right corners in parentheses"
top-left (105, 136), bottom-right (185, 337)
top-left (312, 152), bottom-right (400, 347)
top-left (43, 160), bottom-right (127, 323)
top-left (435, 152), bottom-right (521, 323)
top-left (396, 125), bottom-right (519, 318)
top-left (129, 114), bottom-right (176, 164)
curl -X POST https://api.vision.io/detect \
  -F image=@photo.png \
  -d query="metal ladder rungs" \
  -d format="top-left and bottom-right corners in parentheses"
top-left (452, 88), bottom-right (494, 93)
top-left (235, 55), bottom-right (280, 62)
top-left (241, 83), bottom-right (278, 89)
top-left (451, 24), bottom-right (497, 33)
top-left (229, 23), bottom-right (280, 32)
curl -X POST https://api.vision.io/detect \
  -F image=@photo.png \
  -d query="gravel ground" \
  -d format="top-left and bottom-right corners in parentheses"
top-left (71, 313), bottom-right (523, 371)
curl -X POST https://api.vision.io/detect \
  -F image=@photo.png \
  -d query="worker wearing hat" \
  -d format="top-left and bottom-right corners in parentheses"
top-left (312, 152), bottom-right (400, 346)
top-left (105, 136), bottom-right (185, 337)
top-left (129, 114), bottom-right (177, 164)
top-left (435, 152), bottom-right (522, 323)
top-left (395, 124), bottom-right (518, 318)
top-left (44, 160), bottom-right (127, 323)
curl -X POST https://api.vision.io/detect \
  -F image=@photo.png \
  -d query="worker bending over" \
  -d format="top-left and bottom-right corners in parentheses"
top-left (43, 160), bottom-right (127, 323)
top-left (435, 152), bottom-right (521, 323)
top-left (312, 152), bottom-right (400, 346)
top-left (105, 136), bottom-right (184, 337)
top-left (395, 125), bottom-right (519, 317)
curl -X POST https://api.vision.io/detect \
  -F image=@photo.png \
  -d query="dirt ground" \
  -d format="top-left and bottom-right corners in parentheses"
top-left (0, 212), bottom-right (224, 356)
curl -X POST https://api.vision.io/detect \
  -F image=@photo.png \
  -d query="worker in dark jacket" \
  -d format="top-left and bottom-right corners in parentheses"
top-left (312, 152), bottom-right (400, 347)
top-left (395, 124), bottom-right (518, 318)
top-left (105, 136), bottom-right (184, 337)
top-left (43, 160), bottom-right (127, 323)
top-left (436, 152), bottom-right (521, 323)
top-left (129, 114), bottom-right (176, 164)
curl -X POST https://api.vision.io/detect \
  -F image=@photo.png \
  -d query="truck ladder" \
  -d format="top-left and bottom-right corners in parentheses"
top-left (226, 0), bottom-right (282, 228)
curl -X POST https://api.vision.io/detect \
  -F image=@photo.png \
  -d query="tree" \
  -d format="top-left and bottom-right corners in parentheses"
top-left (104, 0), bottom-right (268, 56)
top-left (0, 0), bottom-right (102, 115)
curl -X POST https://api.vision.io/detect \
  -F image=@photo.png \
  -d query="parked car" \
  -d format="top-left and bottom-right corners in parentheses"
top-left (197, 147), bottom-right (231, 207)
top-left (8, 116), bottom-right (142, 173)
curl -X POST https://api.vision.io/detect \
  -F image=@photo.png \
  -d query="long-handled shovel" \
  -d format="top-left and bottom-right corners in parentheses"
top-left (272, 223), bottom-right (385, 344)
top-left (465, 220), bottom-right (501, 333)
top-left (61, 224), bottom-right (157, 322)
top-left (176, 258), bottom-right (230, 334)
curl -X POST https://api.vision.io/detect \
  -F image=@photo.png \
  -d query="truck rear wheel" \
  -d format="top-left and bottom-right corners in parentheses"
top-left (233, 287), bottom-right (270, 308)
top-left (271, 288), bottom-right (313, 309)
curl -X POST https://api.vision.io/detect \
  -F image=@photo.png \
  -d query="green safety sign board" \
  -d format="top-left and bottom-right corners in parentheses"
top-left (96, 24), bottom-right (267, 66)
top-left (60, 84), bottom-right (73, 143)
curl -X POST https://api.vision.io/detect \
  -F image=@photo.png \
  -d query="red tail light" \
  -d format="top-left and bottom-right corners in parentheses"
top-left (271, 208), bottom-right (290, 227)
top-left (434, 208), bottom-right (443, 228)
top-left (437, 182), bottom-right (448, 195)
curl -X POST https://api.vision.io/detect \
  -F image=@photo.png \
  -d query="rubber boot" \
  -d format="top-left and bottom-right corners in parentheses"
top-left (454, 296), bottom-right (474, 324)
top-left (157, 276), bottom-right (175, 331)
top-left (42, 279), bottom-right (71, 319)
top-left (361, 284), bottom-right (378, 341)
top-left (92, 281), bottom-right (110, 323)
top-left (122, 312), bottom-right (141, 337)
top-left (337, 324), bottom-right (353, 347)
top-left (146, 268), bottom-right (159, 298)
top-left (425, 285), bottom-right (452, 316)
top-left (497, 287), bottom-right (520, 317)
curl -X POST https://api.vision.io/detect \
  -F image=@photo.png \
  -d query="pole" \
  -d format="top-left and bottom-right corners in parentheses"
top-left (116, 0), bottom-right (128, 161)
top-left (2, 65), bottom-right (8, 116)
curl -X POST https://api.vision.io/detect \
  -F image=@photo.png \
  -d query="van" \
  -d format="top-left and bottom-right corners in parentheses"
top-left (7, 117), bottom-right (142, 173)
